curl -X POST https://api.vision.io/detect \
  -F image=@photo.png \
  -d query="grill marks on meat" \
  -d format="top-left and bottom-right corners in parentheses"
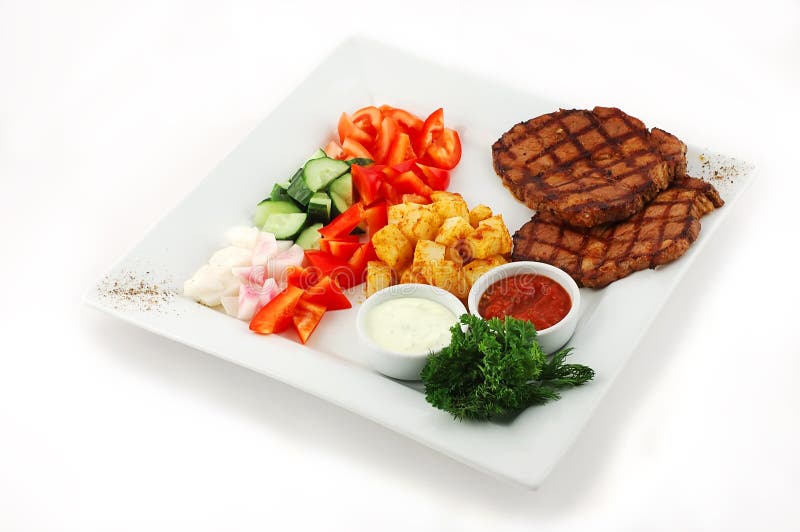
top-left (512, 177), bottom-right (724, 288)
top-left (492, 107), bottom-right (687, 228)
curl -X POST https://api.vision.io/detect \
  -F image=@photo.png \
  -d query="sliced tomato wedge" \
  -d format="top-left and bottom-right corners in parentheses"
top-left (318, 202), bottom-right (365, 238)
top-left (416, 163), bottom-right (451, 190)
top-left (421, 128), bottom-right (462, 170)
top-left (327, 239), bottom-right (361, 260)
top-left (301, 275), bottom-right (352, 311)
top-left (351, 164), bottom-right (384, 205)
top-left (416, 108), bottom-right (444, 156)
top-left (351, 106), bottom-right (382, 139)
top-left (379, 106), bottom-right (424, 136)
top-left (292, 299), bottom-right (327, 344)
top-left (386, 132), bottom-right (417, 166)
top-left (342, 137), bottom-right (374, 160)
top-left (337, 113), bottom-right (372, 146)
top-left (364, 200), bottom-right (388, 238)
top-left (372, 116), bottom-right (398, 164)
top-left (249, 285), bottom-right (305, 334)
top-left (323, 140), bottom-right (346, 160)
top-left (391, 170), bottom-right (434, 198)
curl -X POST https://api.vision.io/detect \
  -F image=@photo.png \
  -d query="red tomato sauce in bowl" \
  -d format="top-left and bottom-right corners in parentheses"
top-left (477, 273), bottom-right (572, 330)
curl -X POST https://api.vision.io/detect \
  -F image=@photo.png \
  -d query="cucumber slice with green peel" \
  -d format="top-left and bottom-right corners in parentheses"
top-left (308, 192), bottom-right (332, 223)
top-left (254, 199), bottom-right (302, 228)
top-left (261, 212), bottom-right (308, 240)
top-left (287, 173), bottom-right (314, 206)
top-left (345, 157), bottom-right (373, 167)
top-left (328, 173), bottom-right (353, 206)
top-left (330, 192), bottom-right (350, 216)
top-left (307, 148), bottom-right (327, 161)
top-left (295, 223), bottom-right (323, 250)
top-left (303, 157), bottom-right (350, 192)
top-left (270, 183), bottom-right (295, 202)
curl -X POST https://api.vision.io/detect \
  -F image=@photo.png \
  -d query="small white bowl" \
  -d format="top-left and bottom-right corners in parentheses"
top-left (356, 284), bottom-right (467, 381)
top-left (467, 261), bottom-right (581, 354)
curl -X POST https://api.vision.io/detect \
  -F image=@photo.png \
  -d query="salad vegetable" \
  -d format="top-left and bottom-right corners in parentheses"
top-left (420, 315), bottom-right (595, 420)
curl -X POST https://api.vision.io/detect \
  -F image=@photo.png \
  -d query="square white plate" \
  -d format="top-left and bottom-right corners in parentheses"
top-left (84, 37), bottom-right (754, 489)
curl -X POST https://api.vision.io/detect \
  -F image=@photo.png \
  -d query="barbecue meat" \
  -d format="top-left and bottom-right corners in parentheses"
top-left (511, 177), bottom-right (724, 288)
top-left (492, 107), bottom-right (687, 228)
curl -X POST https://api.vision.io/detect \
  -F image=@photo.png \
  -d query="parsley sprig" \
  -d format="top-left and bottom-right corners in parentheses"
top-left (420, 314), bottom-right (595, 421)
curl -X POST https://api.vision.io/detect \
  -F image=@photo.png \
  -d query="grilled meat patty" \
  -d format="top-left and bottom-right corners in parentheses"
top-left (492, 107), bottom-right (687, 228)
top-left (512, 177), bottom-right (724, 288)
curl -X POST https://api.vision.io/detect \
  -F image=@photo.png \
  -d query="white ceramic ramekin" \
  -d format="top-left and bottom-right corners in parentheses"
top-left (467, 261), bottom-right (581, 354)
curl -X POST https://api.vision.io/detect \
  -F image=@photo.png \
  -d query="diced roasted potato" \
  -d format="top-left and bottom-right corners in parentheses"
top-left (430, 191), bottom-right (464, 203)
top-left (431, 198), bottom-right (469, 221)
top-left (468, 204), bottom-right (493, 227)
top-left (425, 260), bottom-right (469, 299)
top-left (435, 216), bottom-right (475, 247)
top-left (464, 215), bottom-right (513, 259)
top-left (372, 224), bottom-right (413, 270)
top-left (393, 204), bottom-right (443, 244)
top-left (412, 239), bottom-right (446, 268)
top-left (462, 255), bottom-right (507, 288)
top-left (387, 202), bottom-right (422, 226)
top-left (366, 261), bottom-right (395, 298)
top-left (400, 265), bottom-right (428, 284)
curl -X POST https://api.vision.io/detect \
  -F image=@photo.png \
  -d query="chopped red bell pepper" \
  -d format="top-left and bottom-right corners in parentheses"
top-left (304, 250), bottom-right (349, 275)
top-left (249, 284), bottom-right (305, 334)
top-left (301, 275), bottom-right (352, 311)
top-left (390, 170), bottom-right (433, 198)
top-left (380, 181), bottom-right (402, 205)
top-left (318, 203), bottom-right (365, 238)
top-left (285, 266), bottom-right (321, 290)
top-left (364, 200), bottom-right (388, 238)
top-left (351, 164), bottom-right (384, 205)
top-left (344, 242), bottom-right (377, 288)
top-left (327, 239), bottom-right (361, 260)
top-left (292, 299), bottom-right (327, 344)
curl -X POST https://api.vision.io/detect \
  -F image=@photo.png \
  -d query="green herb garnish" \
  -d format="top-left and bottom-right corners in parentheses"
top-left (420, 314), bottom-right (595, 421)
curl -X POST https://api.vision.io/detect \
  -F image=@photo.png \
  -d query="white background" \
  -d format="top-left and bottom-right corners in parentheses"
top-left (2, 0), bottom-right (798, 530)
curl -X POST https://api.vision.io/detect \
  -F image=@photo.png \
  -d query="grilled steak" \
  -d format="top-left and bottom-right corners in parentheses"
top-left (512, 177), bottom-right (724, 288)
top-left (492, 107), bottom-right (687, 228)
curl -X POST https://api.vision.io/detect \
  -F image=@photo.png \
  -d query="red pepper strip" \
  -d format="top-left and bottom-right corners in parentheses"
top-left (351, 164), bottom-right (384, 205)
top-left (415, 162), bottom-right (451, 190)
top-left (344, 242), bottom-right (377, 288)
top-left (249, 285), bottom-right (305, 334)
top-left (285, 266), bottom-right (321, 290)
top-left (318, 203), bottom-right (365, 238)
top-left (292, 299), bottom-right (327, 344)
top-left (301, 275), bottom-right (352, 311)
top-left (304, 250), bottom-right (349, 276)
top-left (364, 200), bottom-right (388, 239)
top-left (327, 239), bottom-right (361, 260)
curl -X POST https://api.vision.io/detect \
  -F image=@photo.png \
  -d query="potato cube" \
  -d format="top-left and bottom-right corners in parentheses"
top-left (387, 203), bottom-right (421, 226)
top-left (464, 215), bottom-right (513, 259)
top-left (413, 240), bottom-right (446, 267)
top-left (435, 216), bottom-right (476, 247)
top-left (366, 261), bottom-right (395, 298)
top-left (425, 260), bottom-right (469, 299)
top-left (430, 191), bottom-right (464, 202)
top-left (462, 256), bottom-right (506, 288)
top-left (394, 205), bottom-right (443, 244)
top-left (372, 224), bottom-right (413, 270)
top-left (400, 265), bottom-right (428, 284)
top-left (431, 198), bottom-right (469, 221)
top-left (469, 204), bottom-right (493, 227)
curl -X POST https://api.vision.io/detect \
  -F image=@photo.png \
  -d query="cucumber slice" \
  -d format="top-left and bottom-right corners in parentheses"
top-left (328, 173), bottom-right (353, 206)
top-left (270, 183), bottom-right (295, 202)
top-left (303, 157), bottom-right (350, 192)
top-left (254, 199), bottom-right (302, 228)
top-left (307, 148), bottom-right (327, 161)
top-left (330, 192), bottom-right (349, 216)
top-left (295, 223), bottom-right (323, 250)
top-left (346, 157), bottom-right (373, 167)
top-left (261, 212), bottom-right (308, 240)
top-left (287, 173), bottom-right (314, 206)
top-left (308, 192), bottom-right (332, 223)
